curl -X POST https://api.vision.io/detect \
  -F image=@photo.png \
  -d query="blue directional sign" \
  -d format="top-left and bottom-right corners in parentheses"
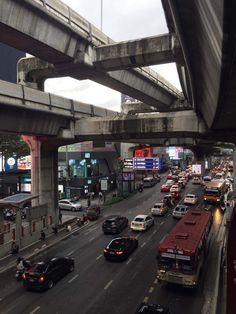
top-left (133, 158), bottom-right (159, 170)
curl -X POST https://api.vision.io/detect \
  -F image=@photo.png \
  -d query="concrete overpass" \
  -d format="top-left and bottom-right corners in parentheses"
top-left (0, 0), bottom-right (184, 112)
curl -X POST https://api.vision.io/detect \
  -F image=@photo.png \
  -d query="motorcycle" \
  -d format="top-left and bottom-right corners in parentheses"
top-left (15, 259), bottom-right (31, 281)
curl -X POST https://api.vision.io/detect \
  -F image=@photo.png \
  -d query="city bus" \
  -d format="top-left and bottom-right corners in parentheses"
top-left (157, 210), bottom-right (212, 287)
top-left (204, 179), bottom-right (227, 203)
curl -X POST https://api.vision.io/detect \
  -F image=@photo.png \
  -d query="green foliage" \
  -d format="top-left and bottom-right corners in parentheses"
top-left (0, 135), bottom-right (30, 159)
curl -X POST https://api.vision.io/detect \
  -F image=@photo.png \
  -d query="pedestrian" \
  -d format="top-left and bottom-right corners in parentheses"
top-left (40, 230), bottom-right (46, 240)
top-left (11, 241), bottom-right (19, 254)
top-left (87, 198), bottom-right (91, 207)
top-left (59, 211), bottom-right (62, 225)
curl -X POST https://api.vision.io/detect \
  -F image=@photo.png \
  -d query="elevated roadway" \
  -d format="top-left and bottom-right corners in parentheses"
top-left (0, 0), bottom-right (183, 112)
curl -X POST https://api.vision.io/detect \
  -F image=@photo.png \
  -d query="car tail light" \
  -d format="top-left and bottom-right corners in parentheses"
top-left (116, 251), bottom-right (123, 255)
top-left (103, 249), bottom-right (108, 253)
top-left (38, 276), bottom-right (45, 283)
top-left (22, 273), bottom-right (26, 280)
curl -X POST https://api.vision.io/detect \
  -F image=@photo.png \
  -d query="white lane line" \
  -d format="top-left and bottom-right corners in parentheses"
top-left (29, 306), bottom-right (40, 314)
top-left (104, 280), bottom-right (113, 290)
top-left (68, 274), bottom-right (79, 283)
top-left (126, 257), bottom-right (133, 265)
top-left (141, 242), bottom-right (146, 248)
top-left (160, 221), bottom-right (164, 225)
top-left (89, 237), bottom-right (95, 242)
top-left (96, 254), bottom-right (103, 260)
top-left (67, 250), bottom-right (74, 256)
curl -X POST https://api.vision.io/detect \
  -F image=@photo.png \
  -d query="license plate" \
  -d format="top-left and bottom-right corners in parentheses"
top-left (110, 251), bottom-right (115, 255)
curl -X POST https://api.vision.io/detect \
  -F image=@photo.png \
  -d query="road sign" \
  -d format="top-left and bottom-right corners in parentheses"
top-left (133, 158), bottom-right (159, 170)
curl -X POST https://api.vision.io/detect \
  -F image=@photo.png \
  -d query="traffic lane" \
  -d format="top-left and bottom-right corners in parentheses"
top-left (82, 213), bottom-right (179, 314)
top-left (20, 207), bottom-right (177, 314)
top-left (145, 208), bottom-right (225, 314)
top-left (0, 180), bottom-right (202, 312)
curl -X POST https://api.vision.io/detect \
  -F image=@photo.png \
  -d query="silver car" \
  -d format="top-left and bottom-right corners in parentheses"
top-left (59, 199), bottom-right (82, 211)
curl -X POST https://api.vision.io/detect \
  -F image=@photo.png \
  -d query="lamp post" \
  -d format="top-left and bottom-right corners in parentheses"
top-left (100, 0), bottom-right (103, 31)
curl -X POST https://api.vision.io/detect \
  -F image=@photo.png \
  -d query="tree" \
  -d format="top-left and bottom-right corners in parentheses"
top-left (0, 135), bottom-right (30, 159)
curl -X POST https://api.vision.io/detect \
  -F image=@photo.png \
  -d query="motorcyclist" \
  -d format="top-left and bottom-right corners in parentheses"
top-left (16, 257), bottom-right (25, 271)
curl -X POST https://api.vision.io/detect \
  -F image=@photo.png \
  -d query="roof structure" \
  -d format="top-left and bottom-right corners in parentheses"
top-left (159, 210), bottom-right (212, 255)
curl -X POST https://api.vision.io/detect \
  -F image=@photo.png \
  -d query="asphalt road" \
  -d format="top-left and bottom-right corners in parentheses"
top-left (0, 178), bottom-right (224, 314)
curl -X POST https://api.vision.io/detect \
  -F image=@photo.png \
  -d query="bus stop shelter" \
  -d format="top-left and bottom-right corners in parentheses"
top-left (0, 193), bottom-right (38, 247)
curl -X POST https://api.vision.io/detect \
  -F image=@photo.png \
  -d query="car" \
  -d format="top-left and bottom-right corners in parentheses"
top-left (170, 190), bottom-right (181, 200)
top-left (162, 194), bottom-right (175, 207)
top-left (102, 215), bottom-right (128, 234)
top-left (135, 302), bottom-right (170, 314)
top-left (130, 214), bottom-right (154, 231)
top-left (166, 179), bottom-right (175, 186)
top-left (166, 173), bottom-right (173, 179)
top-left (103, 236), bottom-right (138, 261)
top-left (22, 257), bottom-right (74, 291)
top-left (184, 193), bottom-right (198, 205)
top-left (170, 184), bottom-right (180, 193)
top-left (192, 176), bottom-right (202, 184)
top-left (172, 204), bottom-right (189, 219)
top-left (86, 205), bottom-right (101, 220)
top-left (151, 202), bottom-right (168, 216)
top-left (58, 199), bottom-right (82, 211)
top-left (160, 184), bottom-right (170, 192)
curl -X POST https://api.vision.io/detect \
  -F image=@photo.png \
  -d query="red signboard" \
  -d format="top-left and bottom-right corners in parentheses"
top-left (134, 147), bottom-right (151, 157)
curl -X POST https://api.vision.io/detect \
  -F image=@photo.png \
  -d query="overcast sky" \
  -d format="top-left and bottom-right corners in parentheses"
top-left (45, 0), bottom-right (181, 112)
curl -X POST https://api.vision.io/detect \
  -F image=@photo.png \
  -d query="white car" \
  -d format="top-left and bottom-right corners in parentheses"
top-left (183, 194), bottom-right (198, 205)
top-left (172, 204), bottom-right (189, 219)
top-left (130, 214), bottom-right (154, 231)
top-left (170, 184), bottom-right (180, 193)
top-left (59, 199), bottom-right (82, 211)
top-left (192, 177), bottom-right (202, 184)
top-left (151, 203), bottom-right (168, 216)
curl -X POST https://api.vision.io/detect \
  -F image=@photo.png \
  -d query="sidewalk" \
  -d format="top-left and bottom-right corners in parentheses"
top-left (0, 215), bottom-right (88, 275)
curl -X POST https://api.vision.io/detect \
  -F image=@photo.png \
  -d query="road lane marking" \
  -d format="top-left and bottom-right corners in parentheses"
top-left (68, 274), bottom-right (79, 283)
top-left (141, 242), bottom-right (146, 248)
top-left (29, 306), bottom-right (40, 314)
top-left (104, 280), bottom-right (113, 290)
top-left (67, 250), bottom-right (74, 256)
top-left (89, 237), bottom-right (95, 242)
top-left (149, 286), bottom-right (154, 293)
top-left (126, 257), bottom-right (133, 265)
top-left (96, 254), bottom-right (103, 260)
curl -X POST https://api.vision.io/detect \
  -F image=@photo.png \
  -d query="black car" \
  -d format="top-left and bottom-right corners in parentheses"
top-left (23, 257), bottom-right (74, 291)
top-left (103, 236), bottom-right (138, 261)
top-left (102, 215), bottom-right (129, 234)
top-left (135, 302), bottom-right (170, 313)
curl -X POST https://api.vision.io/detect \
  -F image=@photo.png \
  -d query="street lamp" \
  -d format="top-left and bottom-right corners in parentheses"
top-left (100, 0), bottom-right (103, 31)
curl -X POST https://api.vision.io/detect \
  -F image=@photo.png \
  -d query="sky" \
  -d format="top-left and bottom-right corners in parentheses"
top-left (45, 0), bottom-right (181, 112)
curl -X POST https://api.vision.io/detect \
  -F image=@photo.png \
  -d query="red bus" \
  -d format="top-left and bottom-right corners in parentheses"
top-left (157, 210), bottom-right (212, 287)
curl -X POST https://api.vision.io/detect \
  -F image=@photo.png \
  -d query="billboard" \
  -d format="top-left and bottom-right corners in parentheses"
top-left (134, 147), bottom-right (151, 157)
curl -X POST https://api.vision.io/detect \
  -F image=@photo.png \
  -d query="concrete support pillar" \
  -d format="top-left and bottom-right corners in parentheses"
top-left (22, 136), bottom-right (41, 206)
top-left (22, 136), bottom-right (59, 225)
top-left (40, 145), bottom-right (59, 225)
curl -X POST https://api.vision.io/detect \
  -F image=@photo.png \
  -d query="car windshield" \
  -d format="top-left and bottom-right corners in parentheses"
top-left (134, 217), bottom-right (145, 222)
top-left (154, 205), bottom-right (162, 209)
top-left (31, 263), bottom-right (47, 273)
top-left (109, 240), bottom-right (126, 250)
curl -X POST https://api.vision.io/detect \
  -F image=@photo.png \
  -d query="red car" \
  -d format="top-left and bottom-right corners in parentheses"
top-left (170, 190), bottom-right (181, 200)
top-left (160, 184), bottom-right (170, 192)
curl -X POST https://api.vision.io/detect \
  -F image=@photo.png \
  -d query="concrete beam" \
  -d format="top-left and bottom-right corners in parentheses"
top-left (0, 79), bottom-right (115, 136)
top-left (0, 0), bottom-right (183, 110)
top-left (94, 34), bottom-right (180, 71)
top-left (74, 110), bottom-right (208, 141)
